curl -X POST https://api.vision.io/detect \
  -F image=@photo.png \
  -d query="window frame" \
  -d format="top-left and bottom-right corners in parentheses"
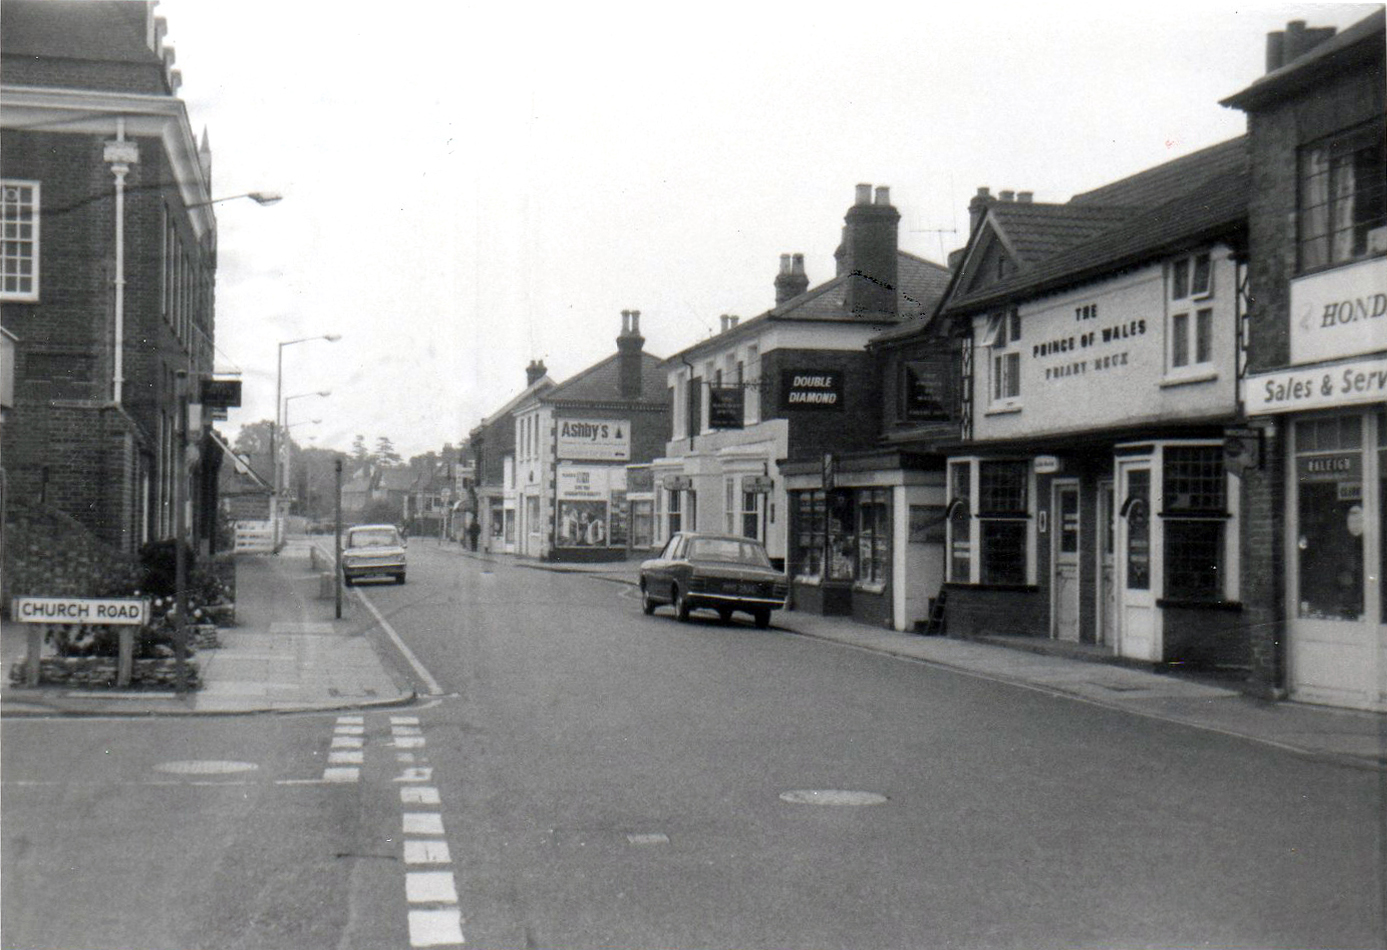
top-left (1166, 251), bottom-right (1217, 380)
top-left (1297, 119), bottom-right (1387, 274)
top-left (1, 180), bottom-right (40, 302)
top-left (855, 488), bottom-right (890, 587)
top-left (947, 457), bottom-right (1034, 587)
top-left (981, 309), bottom-right (1022, 411)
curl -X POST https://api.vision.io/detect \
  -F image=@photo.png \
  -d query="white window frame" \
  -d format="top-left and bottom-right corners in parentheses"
top-left (946, 456), bottom-right (1036, 586)
top-left (1166, 251), bottom-right (1217, 380)
top-left (983, 309), bottom-right (1022, 412)
top-left (2, 180), bottom-right (40, 302)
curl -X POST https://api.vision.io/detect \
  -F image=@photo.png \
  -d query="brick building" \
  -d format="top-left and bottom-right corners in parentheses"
top-left (656, 183), bottom-right (952, 623)
top-left (1224, 10), bottom-right (1386, 710)
top-left (1, 1), bottom-right (223, 561)
top-left (514, 312), bottom-right (669, 562)
top-left (468, 361), bottom-right (554, 554)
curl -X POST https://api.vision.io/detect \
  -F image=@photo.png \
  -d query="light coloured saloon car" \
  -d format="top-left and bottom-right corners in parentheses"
top-left (341, 524), bottom-right (407, 585)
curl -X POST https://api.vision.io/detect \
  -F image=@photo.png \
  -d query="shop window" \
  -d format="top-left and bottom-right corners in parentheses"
top-left (856, 489), bottom-right (890, 585)
top-left (795, 491), bottom-right (826, 578)
top-left (1295, 415), bottom-right (1366, 620)
top-left (6, 181), bottom-right (44, 300)
top-left (978, 460), bottom-right (1029, 585)
top-left (1162, 446), bottom-right (1227, 601)
top-left (1299, 120), bottom-right (1387, 271)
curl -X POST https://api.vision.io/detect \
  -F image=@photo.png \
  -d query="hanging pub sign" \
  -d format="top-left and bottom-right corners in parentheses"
top-left (199, 378), bottom-right (242, 409)
top-left (742, 475), bottom-right (774, 494)
top-left (708, 386), bottom-right (745, 429)
top-left (781, 369), bottom-right (844, 411)
top-left (662, 474), bottom-right (692, 491)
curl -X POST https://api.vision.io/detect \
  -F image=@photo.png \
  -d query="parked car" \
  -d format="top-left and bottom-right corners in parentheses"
top-left (639, 532), bottom-right (788, 627)
top-left (341, 523), bottom-right (407, 585)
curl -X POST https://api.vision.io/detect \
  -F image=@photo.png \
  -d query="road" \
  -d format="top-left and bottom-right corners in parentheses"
top-left (4, 540), bottom-right (1384, 949)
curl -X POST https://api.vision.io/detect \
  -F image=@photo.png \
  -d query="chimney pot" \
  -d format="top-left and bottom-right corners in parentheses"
top-left (775, 252), bottom-right (810, 304)
top-left (631, 309), bottom-right (640, 333)
top-left (855, 183), bottom-right (872, 205)
top-left (976, 186), bottom-right (991, 198)
top-left (1017, 191), bottom-right (1033, 203)
top-left (791, 253), bottom-right (805, 275)
top-left (1000, 190), bottom-right (1015, 202)
top-left (874, 186), bottom-right (891, 206)
top-left (779, 253), bottom-right (792, 275)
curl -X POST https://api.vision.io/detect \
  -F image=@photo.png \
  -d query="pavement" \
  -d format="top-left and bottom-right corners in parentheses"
top-left (0, 539), bottom-right (415, 717)
top-left (4, 540), bottom-right (1385, 771)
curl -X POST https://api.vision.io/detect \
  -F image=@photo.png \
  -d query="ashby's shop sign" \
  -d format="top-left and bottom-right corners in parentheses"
top-left (1245, 353), bottom-right (1387, 415)
top-left (1290, 256), bottom-right (1387, 365)
top-left (780, 369), bottom-right (844, 410)
top-left (556, 418), bottom-right (630, 461)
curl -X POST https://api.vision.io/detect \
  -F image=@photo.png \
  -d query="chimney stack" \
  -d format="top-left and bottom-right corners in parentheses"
top-left (999, 190), bottom-right (1015, 202)
top-left (1017, 191), bottom-right (1033, 203)
top-left (774, 252), bottom-right (810, 304)
top-left (719, 314), bottom-right (741, 333)
top-left (525, 359), bottom-right (547, 387)
top-left (617, 309), bottom-right (645, 399)
top-left (1265, 19), bottom-right (1336, 72)
top-left (835, 183), bottom-right (900, 317)
top-left (968, 186), bottom-right (995, 236)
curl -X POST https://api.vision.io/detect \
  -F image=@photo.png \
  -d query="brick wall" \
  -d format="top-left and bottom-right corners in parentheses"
top-left (942, 585), bottom-right (1048, 638)
top-left (1, 501), bottom-right (143, 614)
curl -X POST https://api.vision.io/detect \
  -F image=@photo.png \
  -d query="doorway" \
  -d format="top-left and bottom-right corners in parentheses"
top-left (1115, 458), bottom-right (1157, 660)
top-left (1051, 480), bottom-right (1080, 642)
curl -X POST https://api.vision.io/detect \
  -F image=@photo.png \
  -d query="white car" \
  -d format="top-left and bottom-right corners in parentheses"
top-left (342, 524), bottom-right (407, 585)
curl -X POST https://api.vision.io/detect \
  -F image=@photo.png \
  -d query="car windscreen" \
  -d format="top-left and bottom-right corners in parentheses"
top-left (348, 528), bottom-right (400, 548)
top-left (686, 538), bottom-right (772, 567)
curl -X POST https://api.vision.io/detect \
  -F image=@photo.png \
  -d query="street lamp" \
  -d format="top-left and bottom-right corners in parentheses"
top-left (272, 336), bottom-right (340, 549)
top-left (282, 390), bottom-right (330, 523)
top-left (186, 191), bottom-right (283, 209)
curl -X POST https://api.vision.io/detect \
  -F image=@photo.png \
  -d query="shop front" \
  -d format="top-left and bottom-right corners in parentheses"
top-left (782, 451), bottom-right (946, 631)
top-left (1245, 259), bottom-right (1387, 710)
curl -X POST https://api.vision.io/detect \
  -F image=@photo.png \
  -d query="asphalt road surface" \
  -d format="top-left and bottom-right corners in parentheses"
top-left (3, 540), bottom-right (1384, 950)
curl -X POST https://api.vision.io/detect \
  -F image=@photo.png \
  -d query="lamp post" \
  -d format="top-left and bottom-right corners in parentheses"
top-left (186, 191), bottom-right (283, 209)
top-left (272, 336), bottom-right (339, 550)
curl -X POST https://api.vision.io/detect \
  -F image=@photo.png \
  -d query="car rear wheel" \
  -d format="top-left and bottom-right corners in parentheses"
top-left (641, 585), bottom-right (657, 615)
top-left (396, 573), bottom-right (406, 585)
top-left (717, 608), bottom-right (733, 624)
top-left (343, 575), bottom-right (355, 587)
top-left (753, 608), bottom-right (771, 629)
top-left (673, 587), bottom-right (691, 622)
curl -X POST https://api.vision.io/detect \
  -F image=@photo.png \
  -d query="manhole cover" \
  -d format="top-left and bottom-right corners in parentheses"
top-left (154, 761), bottom-right (259, 775)
top-left (779, 789), bottom-right (888, 806)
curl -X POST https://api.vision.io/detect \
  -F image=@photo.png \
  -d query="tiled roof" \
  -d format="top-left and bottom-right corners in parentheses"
top-left (377, 468), bottom-right (416, 491)
top-left (476, 377), bottom-right (554, 429)
top-left (1, 1), bottom-right (157, 65)
top-left (1069, 136), bottom-right (1248, 209)
top-left (985, 203), bottom-right (1139, 264)
top-left (1222, 9), bottom-right (1385, 111)
top-left (947, 166), bottom-right (1249, 314)
top-left (544, 351), bottom-right (669, 405)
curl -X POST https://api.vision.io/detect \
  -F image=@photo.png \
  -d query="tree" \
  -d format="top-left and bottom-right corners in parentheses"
top-left (234, 420), bottom-right (275, 457)
top-left (375, 436), bottom-right (403, 466)
top-left (351, 434), bottom-right (370, 463)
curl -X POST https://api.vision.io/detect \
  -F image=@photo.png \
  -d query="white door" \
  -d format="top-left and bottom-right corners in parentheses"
top-left (1288, 411), bottom-right (1385, 711)
top-left (1052, 480), bottom-right (1081, 641)
top-left (1096, 480), bottom-right (1116, 647)
top-left (1115, 459), bottom-right (1158, 661)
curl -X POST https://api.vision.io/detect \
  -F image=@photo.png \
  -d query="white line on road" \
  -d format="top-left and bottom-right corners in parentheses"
top-left (403, 812), bottom-right (446, 835)
top-left (353, 587), bottom-right (444, 696)
top-left (402, 840), bottom-right (451, 864)
top-left (407, 908), bottom-right (464, 946)
top-left (401, 786), bottom-right (441, 805)
top-left (406, 871), bottom-right (459, 904)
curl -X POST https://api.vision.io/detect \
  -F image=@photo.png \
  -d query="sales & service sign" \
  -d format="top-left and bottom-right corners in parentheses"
top-left (1245, 353), bottom-right (1387, 415)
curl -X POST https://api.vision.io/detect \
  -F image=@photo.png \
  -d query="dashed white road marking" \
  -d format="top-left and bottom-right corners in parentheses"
top-left (331, 735), bottom-right (365, 749)
top-left (406, 871), bottom-right (459, 903)
top-left (392, 736), bottom-right (426, 749)
top-left (391, 716), bottom-right (420, 725)
top-left (403, 812), bottom-right (445, 835)
top-left (335, 724), bottom-right (365, 735)
top-left (323, 767), bottom-right (360, 783)
top-left (403, 840), bottom-right (452, 864)
top-left (392, 725), bottom-right (423, 736)
top-left (401, 786), bottom-right (441, 805)
top-left (395, 767), bottom-right (433, 783)
top-left (337, 716), bottom-right (364, 724)
top-left (407, 908), bottom-right (464, 946)
top-left (328, 750), bottom-right (364, 765)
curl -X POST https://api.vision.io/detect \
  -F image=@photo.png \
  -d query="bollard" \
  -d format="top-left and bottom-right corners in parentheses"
top-left (117, 628), bottom-right (135, 688)
top-left (25, 625), bottom-right (43, 687)
top-left (318, 571), bottom-right (336, 600)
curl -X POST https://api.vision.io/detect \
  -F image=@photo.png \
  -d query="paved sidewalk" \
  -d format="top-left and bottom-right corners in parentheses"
top-left (494, 549), bottom-right (1387, 770)
top-left (1, 540), bottom-right (414, 717)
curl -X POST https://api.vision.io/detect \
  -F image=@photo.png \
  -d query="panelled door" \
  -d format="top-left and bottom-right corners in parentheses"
top-left (1052, 480), bottom-right (1081, 641)
top-left (1096, 480), bottom-right (1116, 647)
top-left (1115, 459), bottom-right (1158, 661)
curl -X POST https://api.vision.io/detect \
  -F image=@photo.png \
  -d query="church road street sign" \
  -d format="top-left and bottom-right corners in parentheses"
top-left (12, 597), bottom-right (149, 625)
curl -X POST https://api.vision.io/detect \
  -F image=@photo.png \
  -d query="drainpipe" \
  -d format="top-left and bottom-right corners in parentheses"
top-left (104, 120), bottom-right (140, 406)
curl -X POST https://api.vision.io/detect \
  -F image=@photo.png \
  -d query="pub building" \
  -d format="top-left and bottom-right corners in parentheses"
top-left (650, 184), bottom-right (951, 589)
top-left (924, 137), bottom-right (1255, 670)
top-left (1224, 10), bottom-right (1386, 711)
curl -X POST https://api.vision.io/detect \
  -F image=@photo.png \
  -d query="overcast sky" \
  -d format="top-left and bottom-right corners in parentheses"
top-left (159, 0), bottom-right (1379, 459)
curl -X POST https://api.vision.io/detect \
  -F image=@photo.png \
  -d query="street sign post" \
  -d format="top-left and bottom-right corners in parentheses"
top-left (12, 597), bottom-right (149, 687)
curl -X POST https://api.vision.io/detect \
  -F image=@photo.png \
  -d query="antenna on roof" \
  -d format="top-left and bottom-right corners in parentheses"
top-left (911, 226), bottom-right (959, 263)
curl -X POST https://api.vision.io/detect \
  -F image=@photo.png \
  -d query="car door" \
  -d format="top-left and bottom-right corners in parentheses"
top-left (649, 534), bottom-right (680, 600)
